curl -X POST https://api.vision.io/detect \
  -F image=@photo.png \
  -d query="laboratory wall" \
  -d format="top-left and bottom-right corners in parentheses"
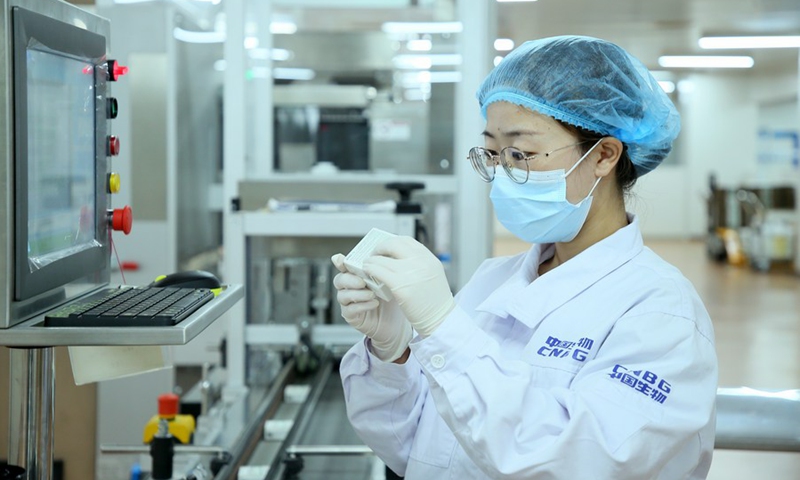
top-left (629, 70), bottom-right (798, 239)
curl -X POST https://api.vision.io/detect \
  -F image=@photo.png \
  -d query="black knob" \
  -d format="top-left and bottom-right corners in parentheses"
top-left (210, 451), bottom-right (233, 476)
top-left (386, 182), bottom-right (425, 214)
top-left (0, 465), bottom-right (25, 480)
top-left (107, 97), bottom-right (118, 119)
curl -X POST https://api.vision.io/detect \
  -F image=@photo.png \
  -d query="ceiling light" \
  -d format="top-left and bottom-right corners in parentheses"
top-left (658, 81), bottom-right (675, 93)
top-left (494, 56), bottom-right (504, 66)
top-left (400, 71), bottom-right (462, 86)
top-left (494, 38), bottom-right (515, 51)
top-left (404, 88), bottom-right (431, 102)
top-left (244, 36), bottom-right (259, 49)
top-left (173, 27), bottom-right (225, 43)
top-left (270, 21), bottom-right (297, 35)
top-left (699, 35), bottom-right (800, 49)
top-left (273, 68), bottom-right (315, 81)
top-left (658, 55), bottom-right (754, 69)
top-left (382, 22), bottom-right (463, 34)
top-left (393, 54), bottom-right (462, 69)
top-left (248, 48), bottom-right (293, 61)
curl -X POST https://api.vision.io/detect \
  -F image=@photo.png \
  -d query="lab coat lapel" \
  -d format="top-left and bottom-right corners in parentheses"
top-left (507, 217), bottom-right (644, 329)
top-left (473, 244), bottom-right (547, 317)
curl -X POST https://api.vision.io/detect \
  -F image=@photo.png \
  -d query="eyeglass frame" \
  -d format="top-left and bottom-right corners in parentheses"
top-left (468, 141), bottom-right (590, 184)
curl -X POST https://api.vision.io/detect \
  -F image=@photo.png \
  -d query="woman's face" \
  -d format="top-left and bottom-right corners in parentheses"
top-left (484, 101), bottom-right (598, 204)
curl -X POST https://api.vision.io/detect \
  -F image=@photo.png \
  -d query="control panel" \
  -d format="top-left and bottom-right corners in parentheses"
top-left (104, 59), bottom-right (132, 235)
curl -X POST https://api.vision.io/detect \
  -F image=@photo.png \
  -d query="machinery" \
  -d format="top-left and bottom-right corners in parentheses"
top-left (0, 2), bottom-right (242, 479)
top-left (706, 175), bottom-right (796, 271)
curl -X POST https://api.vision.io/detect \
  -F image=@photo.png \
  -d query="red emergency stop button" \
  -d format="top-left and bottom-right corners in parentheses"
top-left (107, 135), bottom-right (120, 156)
top-left (107, 60), bottom-right (129, 81)
top-left (158, 393), bottom-right (179, 418)
top-left (110, 206), bottom-right (132, 235)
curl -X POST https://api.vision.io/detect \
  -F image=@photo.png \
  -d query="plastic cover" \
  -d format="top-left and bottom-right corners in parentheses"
top-left (25, 39), bottom-right (105, 272)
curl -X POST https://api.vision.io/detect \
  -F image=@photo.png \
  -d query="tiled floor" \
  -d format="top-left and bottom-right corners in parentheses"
top-left (493, 236), bottom-right (800, 479)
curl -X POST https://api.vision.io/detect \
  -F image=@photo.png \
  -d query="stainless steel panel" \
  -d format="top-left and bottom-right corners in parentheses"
top-left (174, 39), bottom-right (224, 266)
top-left (0, 0), bottom-right (111, 328)
top-left (0, 2), bottom-right (12, 329)
top-left (274, 85), bottom-right (376, 108)
top-left (274, 32), bottom-right (394, 73)
top-left (272, 258), bottom-right (313, 324)
top-left (130, 54), bottom-right (168, 221)
top-left (369, 96), bottom-right (430, 174)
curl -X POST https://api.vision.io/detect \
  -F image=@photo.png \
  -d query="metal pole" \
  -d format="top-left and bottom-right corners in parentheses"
top-left (8, 347), bottom-right (55, 480)
top-left (100, 445), bottom-right (228, 455)
top-left (284, 445), bottom-right (374, 456)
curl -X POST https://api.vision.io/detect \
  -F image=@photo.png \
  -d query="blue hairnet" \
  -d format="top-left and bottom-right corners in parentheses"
top-left (477, 35), bottom-right (680, 177)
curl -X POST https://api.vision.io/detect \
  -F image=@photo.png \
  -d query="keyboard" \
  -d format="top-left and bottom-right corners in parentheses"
top-left (44, 286), bottom-right (215, 327)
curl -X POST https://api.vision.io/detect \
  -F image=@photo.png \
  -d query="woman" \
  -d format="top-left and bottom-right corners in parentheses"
top-left (332, 35), bottom-right (717, 479)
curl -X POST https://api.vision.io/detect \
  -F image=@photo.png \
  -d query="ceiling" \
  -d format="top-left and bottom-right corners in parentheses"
top-left (496, 0), bottom-right (800, 74)
top-left (274, 0), bottom-right (800, 76)
top-left (82, 0), bottom-right (800, 75)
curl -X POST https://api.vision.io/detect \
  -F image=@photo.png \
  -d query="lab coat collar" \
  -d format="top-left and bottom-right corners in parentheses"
top-left (478, 214), bottom-right (643, 330)
top-left (472, 242), bottom-right (551, 317)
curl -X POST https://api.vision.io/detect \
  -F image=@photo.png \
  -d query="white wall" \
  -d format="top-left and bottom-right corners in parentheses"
top-left (632, 71), bottom-right (798, 239)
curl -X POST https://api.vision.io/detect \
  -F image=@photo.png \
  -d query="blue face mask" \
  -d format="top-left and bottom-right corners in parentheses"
top-left (489, 141), bottom-right (602, 244)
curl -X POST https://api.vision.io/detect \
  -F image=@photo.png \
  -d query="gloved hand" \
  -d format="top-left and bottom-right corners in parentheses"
top-left (331, 254), bottom-right (412, 362)
top-left (362, 236), bottom-right (455, 338)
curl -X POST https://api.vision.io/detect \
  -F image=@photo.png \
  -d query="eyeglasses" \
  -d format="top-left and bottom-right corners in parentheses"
top-left (468, 142), bottom-right (587, 184)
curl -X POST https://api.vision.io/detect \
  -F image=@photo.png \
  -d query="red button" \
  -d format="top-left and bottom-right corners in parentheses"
top-left (107, 135), bottom-right (120, 156)
top-left (107, 60), bottom-right (129, 81)
top-left (158, 393), bottom-right (179, 417)
top-left (111, 206), bottom-right (132, 235)
top-left (120, 261), bottom-right (140, 271)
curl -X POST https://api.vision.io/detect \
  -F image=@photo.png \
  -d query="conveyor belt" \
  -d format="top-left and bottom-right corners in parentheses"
top-left (244, 357), bottom-right (383, 480)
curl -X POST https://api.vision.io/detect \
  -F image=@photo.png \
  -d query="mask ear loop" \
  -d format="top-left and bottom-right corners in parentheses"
top-left (565, 138), bottom-right (604, 177)
top-left (565, 139), bottom-right (604, 203)
top-left (586, 176), bottom-right (602, 197)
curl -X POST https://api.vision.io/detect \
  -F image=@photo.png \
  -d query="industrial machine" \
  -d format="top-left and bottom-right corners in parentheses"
top-left (706, 175), bottom-right (796, 271)
top-left (0, 1), bottom-right (242, 479)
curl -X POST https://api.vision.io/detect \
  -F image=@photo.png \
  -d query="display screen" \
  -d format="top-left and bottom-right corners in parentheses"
top-left (25, 49), bottom-right (96, 268)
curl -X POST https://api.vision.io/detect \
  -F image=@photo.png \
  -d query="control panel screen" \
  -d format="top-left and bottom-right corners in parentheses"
top-left (25, 49), bottom-right (96, 267)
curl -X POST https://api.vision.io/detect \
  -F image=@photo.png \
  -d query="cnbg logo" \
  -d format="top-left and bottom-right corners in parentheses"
top-left (536, 336), bottom-right (594, 362)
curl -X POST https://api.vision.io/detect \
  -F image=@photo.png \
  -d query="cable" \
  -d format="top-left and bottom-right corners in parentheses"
top-left (109, 230), bottom-right (127, 285)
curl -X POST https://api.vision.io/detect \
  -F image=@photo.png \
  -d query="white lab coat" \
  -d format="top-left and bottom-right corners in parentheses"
top-left (340, 216), bottom-right (717, 479)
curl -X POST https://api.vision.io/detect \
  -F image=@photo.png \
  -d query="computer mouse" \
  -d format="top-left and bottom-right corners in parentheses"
top-left (150, 270), bottom-right (221, 289)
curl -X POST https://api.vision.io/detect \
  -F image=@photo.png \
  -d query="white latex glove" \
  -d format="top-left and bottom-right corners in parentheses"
top-left (362, 236), bottom-right (455, 338)
top-left (331, 253), bottom-right (412, 362)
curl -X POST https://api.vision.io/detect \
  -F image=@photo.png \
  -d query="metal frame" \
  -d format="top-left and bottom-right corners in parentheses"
top-left (2, 285), bottom-right (242, 480)
top-left (0, 284), bottom-right (243, 346)
top-left (0, 0), bottom-right (111, 329)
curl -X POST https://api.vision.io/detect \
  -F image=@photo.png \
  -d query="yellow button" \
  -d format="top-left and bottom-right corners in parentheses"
top-left (108, 173), bottom-right (121, 193)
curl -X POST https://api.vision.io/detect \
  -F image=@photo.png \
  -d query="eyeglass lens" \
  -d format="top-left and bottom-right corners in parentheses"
top-left (501, 148), bottom-right (530, 183)
top-left (469, 148), bottom-right (496, 182)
